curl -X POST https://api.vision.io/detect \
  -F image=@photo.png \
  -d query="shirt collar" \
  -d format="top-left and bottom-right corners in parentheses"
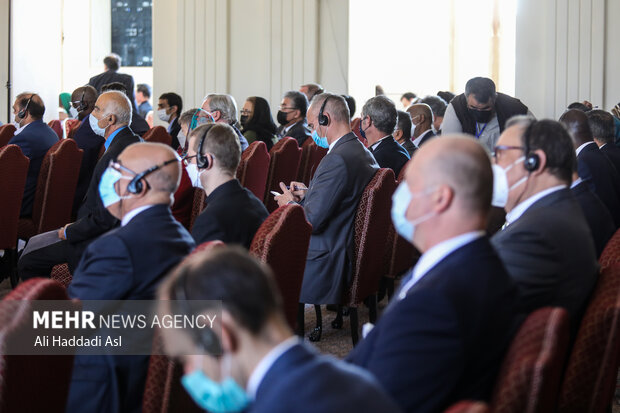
top-left (370, 135), bottom-right (391, 151)
top-left (104, 125), bottom-right (126, 151)
top-left (600, 143), bottom-right (607, 149)
top-left (327, 134), bottom-right (346, 154)
top-left (121, 204), bottom-right (154, 226)
top-left (505, 185), bottom-right (566, 225)
top-left (398, 231), bottom-right (485, 300)
top-left (570, 177), bottom-right (582, 189)
top-left (246, 336), bottom-right (299, 399)
top-left (576, 141), bottom-right (596, 156)
top-left (413, 129), bottom-right (432, 147)
top-left (13, 120), bottom-right (35, 136)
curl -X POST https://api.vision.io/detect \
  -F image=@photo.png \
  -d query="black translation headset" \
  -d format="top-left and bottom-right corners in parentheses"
top-left (76, 91), bottom-right (87, 112)
top-left (126, 157), bottom-right (180, 194)
top-left (173, 269), bottom-right (222, 355)
top-left (196, 124), bottom-right (217, 169)
top-left (318, 95), bottom-right (331, 126)
top-left (522, 121), bottom-right (540, 172)
top-left (17, 94), bottom-right (34, 119)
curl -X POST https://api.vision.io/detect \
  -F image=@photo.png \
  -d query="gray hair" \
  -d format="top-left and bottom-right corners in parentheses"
top-left (505, 114), bottom-right (535, 130)
top-left (205, 94), bottom-right (238, 124)
top-left (101, 90), bottom-right (132, 125)
top-left (361, 95), bottom-right (397, 135)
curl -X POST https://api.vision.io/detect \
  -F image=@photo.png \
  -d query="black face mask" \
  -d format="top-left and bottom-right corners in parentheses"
top-left (277, 110), bottom-right (290, 126)
top-left (468, 107), bottom-right (494, 124)
top-left (240, 115), bottom-right (249, 126)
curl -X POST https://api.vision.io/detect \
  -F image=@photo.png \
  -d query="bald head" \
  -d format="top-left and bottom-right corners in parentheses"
top-left (559, 109), bottom-right (592, 147)
top-left (95, 91), bottom-right (132, 126)
top-left (119, 143), bottom-right (181, 196)
top-left (406, 103), bottom-right (433, 137)
top-left (14, 92), bottom-right (45, 120)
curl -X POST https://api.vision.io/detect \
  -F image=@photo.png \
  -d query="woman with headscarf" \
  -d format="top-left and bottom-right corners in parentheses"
top-left (240, 96), bottom-right (278, 151)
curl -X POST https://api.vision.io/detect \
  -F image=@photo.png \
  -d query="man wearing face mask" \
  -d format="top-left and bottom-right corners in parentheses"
top-left (275, 93), bottom-right (378, 341)
top-left (18, 91), bottom-right (142, 279)
top-left (158, 92), bottom-right (183, 150)
top-left (275, 90), bottom-right (311, 146)
top-left (490, 117), bottom-right (598, 331)
top-left (406, 103), bottom-right (436, 150)
top-left (158, 246), bottom-right (401, 413)
top-left (65, 142), bottom-right (195, 413)
top-left (442, 77), bottom-right (530, 152)
top-left (347, 136), bottom-right (518, 413)
top-left (185, 123), bottom-right (268, 248)
top-left (394, 110), bottom-right (415, 157)
top-left (202, 94), bottom-right (249, 151)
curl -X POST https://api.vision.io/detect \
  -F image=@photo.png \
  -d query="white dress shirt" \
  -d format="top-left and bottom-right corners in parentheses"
top-left (120, 205), bottom-right (154, 226)
top-left (13, 122), bottom-right (31, 136)
top-left (576, 141), bottom-right (596, 156)
top-left (412, 129), bottom-right (433, 148)
top-left (246, 336), bottom-right (299, 399)
top-left (570, 178), bottom-right (582, 189)
top-left (370, 135), bottom-right (391, 151)
top-left (327, 134), bottom-right (346, 154)
top-left (505, 185), bottom-right (566, 225)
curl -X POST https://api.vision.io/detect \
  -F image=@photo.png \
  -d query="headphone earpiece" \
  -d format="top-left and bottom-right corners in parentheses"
top-left (196, 124), bottom-right (216, 169)
top-left (17, 94), bottom-right (34, 119)
top-left (318, 96), bottom-right (330, 126)
top-left (126, 158), bottom-right (180, 194)
top-left (523, 122), bottom-right (540, 172)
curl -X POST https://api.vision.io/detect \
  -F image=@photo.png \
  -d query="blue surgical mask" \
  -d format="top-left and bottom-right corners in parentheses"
top-left (359, 117), bottom-right (368, 140)
top-left (391, 182), bottom-right (436, 243)
top-left (89, 113), bottom-right (107, 137)
top-left (311, 130), bottom-right (329, 148)
top-left (98, 167), bottom-right (132, 207)
top-left (181, 370), bottom-right (249, 413)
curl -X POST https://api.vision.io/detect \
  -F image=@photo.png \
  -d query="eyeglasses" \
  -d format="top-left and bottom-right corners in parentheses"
top-left (240, 109), bottom-right (251, 116)
top-left (278, 106), bottom-right (297, 111)
top-left (182, 154), bottom-right (197, 167)
top-left (108, 160), bottom-right (137, 177)
top-left (492, 145), bottom-right (524, 160)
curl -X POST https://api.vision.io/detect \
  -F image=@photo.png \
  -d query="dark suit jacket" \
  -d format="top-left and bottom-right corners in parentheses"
top-left (370, 135), bottom-right (410, 177)
top-left (601, 143), bottom-right (620, 174)
top-left (66, 204), bottom-right (195, 413)
top-left (278, 119), bottom-right (311, 147)
top-left (417, 129), bottom-right (436, 146)
top-left (578, 141), bottom-right (620, 227)
top-left (191, 179), bottom-right (269, 248)
top-left (72, 115), bottom-right (105, 214)
top-left (400, 138), bottom-right (416, 158)
top-left (168, 117), bottom-right (181, 150)
top-left (137, 101), bottom-right (152, 119)
top-left (347, 237), bottom-right (518, 413)
top-left (300, 133), bottom-right (379, 304)
top-left (571, 180), bottom-right (616, 257)
top-left (65, 126), bottom-right (141, 270)
top-left (130, 110), bottom-right (149, 137)
top-left (491, 188), bottom-right (599, 326)
top-left (252, 341), bottom-right (402, 413)
top-left (88, 70), bottom-right (136, 110)
top-left (8, 120), bottom-right (59, 216)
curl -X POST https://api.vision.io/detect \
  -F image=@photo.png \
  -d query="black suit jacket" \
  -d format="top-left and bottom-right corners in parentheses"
top-left (130, 110), bottom-right (149, 137)
top-left (601, 143), bottom-right (620, 174)
top-left (578, 141), bottom-right (620, 227)
top-left (417, 129), bottom-right (436, 146)
top-left (491, 188), bottom-right (599, 326)
top-left (65, 127), bottom-right (141, 269)
top-left (370, 135), bottom-right (410, 177)
top-left (571, 180), bottom-right (616, 257)
top-left (72, 116), bottom-right (105, 214)
top-left (300, 133), bottom-right (379, 304)
top-left (191, 179), bottom-right (269, 248)
top-left (278, 119), bottom-right (311, 147)
top-left (400, 138), bottom-right (416, 157)
top-left (347, 237), bottom-right (518, 413)
top-left (168, 117), bottom-right (181, 150)
top-left (88, 70), bottom-right (136, 110)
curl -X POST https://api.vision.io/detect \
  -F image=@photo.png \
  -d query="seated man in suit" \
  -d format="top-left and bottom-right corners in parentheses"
top-left (588, 109), bottom-right (620, 173)
top-left (361, 96), bottom-right (410, 177)
top-left (101, 82), bottom-right (150, 136)
top-left (9, 92), bottom-right (58, 217)
top-left (19, 91), bottom-right (142, 278)
top-left (407, 103), bottom-right (436, 149)
top-left (185, 123), bottom-right (269, 248)
top-left (158, 246), bottom-right (401, 413)
top-left (66, 142), bottom-right (195, 413)
top-left (276, 90), bottom-right (311, 146)
top-left (157, 92), bottom-right (183, 149)
top-left (177, 108), bottom-right (214, 154)
top-left (394, 110), bottom-right (415, 157)
top-left (560, 109), bottom-right (620, 227)
top-left (88, 53), bottom-right (136, 110)
top-left (275, 93), bottom-right (379, 340)
top-left (420, 95), bottom-right (448, 135)
top-left (348, 136), bottom-right (517, 413)
top-left (491, 117), bottom-right (598, 327)
top-left (202, 94), bottom-right (249, 151)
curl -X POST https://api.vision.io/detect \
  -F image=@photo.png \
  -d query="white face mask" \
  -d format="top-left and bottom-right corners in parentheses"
top-left (69, 106), bottom-right (79, 119)
top-left (186, 163), bottom-right (204, 189)
top-left (157, 108), bottom-right (171, 123)
top-left (89, 113), bottom-right (107, 137)
top-left (492, 156), bottom-right (527, 208)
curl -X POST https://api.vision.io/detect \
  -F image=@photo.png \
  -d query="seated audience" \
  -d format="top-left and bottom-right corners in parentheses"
top-left (88, 53), bottom-right (136, 110)
top-left (406, 103), bottom-right (436, 148)
top-left (158, 246), bottom-right (402, 413)
top-left (9, 92), bottom-right (58, 217)
top-left (341, 94), bottom-right (356, 119)
top-left (299, 82), bottom-right (324, 102)
top-left (394, 110), bottom-right (415, 157)
top-left (348, 136), bottom-right (518, 413)
top-left (19, 91), bottom-right (142, 277)
top-left (491, 117), bottom-right (598, 327)
top-left (186, 123), bottom-right (268, 248)
top-left (101, 82), bottom-right (149, 136)
top-left (361, 95), bottom-right (410, 177)
top-left (178, 108), bottom-right (214, 153)
top-left (400, 92), bottom-right (417, 109)
top-left (276, 90), bottom-right (311, 146)
top-left (587, 109), bottom-right (620, 173)
top-left (66, 142), bottom-right (195, 413)
top-left (157, 91), bottom-right (183, 149)
top-left (240, 96), bottom-right (278, 151)
top-left (420, 95), bottom-right (448, 134)
top-left (442, 77), bottom-right (530, 152)
top-left (560, 109), bottom-right (620, 227)
top-left (135, 83), bottom-right (152, 119)
top-left (202, 93), bottom-right (249, 151)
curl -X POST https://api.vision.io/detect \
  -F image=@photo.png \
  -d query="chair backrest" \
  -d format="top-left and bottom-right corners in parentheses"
top-left (250, 204), bottom-right (312, 329)
top-left (263, 137), bottom-right (302, 212)
top-left (31, 139), bottom-right (83, 234)
top-left (490, 307), bottom-right (570, 413)
top-left (188, 188), bottom-right (206, 232)
top-left (556, 264), bottom-right (620, 413)
top-left (65, 118), bottom-right (82, 140)
top-left (0, 279), bottom-right (74, 413)
top-left (144, 126), bottom-right (173, 146)
top-left (598, 227), bottom-right (620, 270)
top-left (0, 124), bottom-right (16, 147)
top-left (0, 145), bottom-right (29, 249)
top-left (236, 141), bottom-right (270, 200)
top-left (345, 168), bottom-right (396, 305)
top-left (350, 117), bottom-right (368, 146)
top-left (48, 120), bottom-right (63, 139)
top-left (444, 401), bottom-right (490, 413)
top-left (296, 138), bottom-right (328, 186)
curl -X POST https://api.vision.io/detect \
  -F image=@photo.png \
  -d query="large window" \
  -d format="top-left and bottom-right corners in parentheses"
top-left (111, 0), bottom-right (153, 67)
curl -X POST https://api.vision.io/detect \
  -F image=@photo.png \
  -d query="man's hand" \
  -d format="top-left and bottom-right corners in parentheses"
top-left (58, 223), bottom-right (71, 240)
top-left (288, 181), bottom-right (308, 201)
top-left (275, 182), bottom-right (296, 207)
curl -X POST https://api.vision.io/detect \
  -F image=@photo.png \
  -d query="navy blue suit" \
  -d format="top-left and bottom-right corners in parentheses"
top-left (571, 180), bottom-right (616, 257)
top-left (347, 237), bottom-right (518, 413)
top-left (66, 204), bottom-right (195, 413)
top-left (251, 341), bottom-right (402, 413)
top-left (370, 135), bottom-right (410, 177)
top-left (8, 120), bottom-right (58, 216)
top-left (601, 143), bottom-right (620, 175)
top-left (72, 115), bottom-right (105, 214)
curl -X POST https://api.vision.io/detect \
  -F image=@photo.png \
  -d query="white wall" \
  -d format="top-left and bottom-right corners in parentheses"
top-left (0, 0), bottom-right (8, 124)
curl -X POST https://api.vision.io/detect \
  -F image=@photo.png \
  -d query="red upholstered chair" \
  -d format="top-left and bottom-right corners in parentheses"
top-left (193, 240), bottom-right (225, 255)
top-left (490, 307), bottom-right (570, 413)
top-left (250, 204), bottom-right (312, 329)
top-left (296, 138), bottom-right (328, 186)
top-left (65, 118), bottom-right (82, 140)
top-left (51, 263), bottom-right (72, 288)
top-left (236, 141), bottom-right (270, 200)
top-left (188, 188), bottom-right (206, 232)
top-left (48, 120), bottom-right (63, 139)
top-left (444, 401), bottom-right (490, 413)
top-left (263, 137), bottom-right (302, 212)
top-left (598, 227), bottom-right (620, 270)
top-left (351, 117), bottom-right (368, 146)
top-left (0, 278), bottom-right (74, 413)
top-left (0, 145), bottom-right (29, 287)
top-left (171, 167), bottom-right (194, 230)
top-left (556, 264), bottom-right (620, 413)
top-left (0, 124), bottom-right (16, 147)
top-left (18, 139), bottom-right (83, 239)
top-left (144, 126), bottom-right (173, 146)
